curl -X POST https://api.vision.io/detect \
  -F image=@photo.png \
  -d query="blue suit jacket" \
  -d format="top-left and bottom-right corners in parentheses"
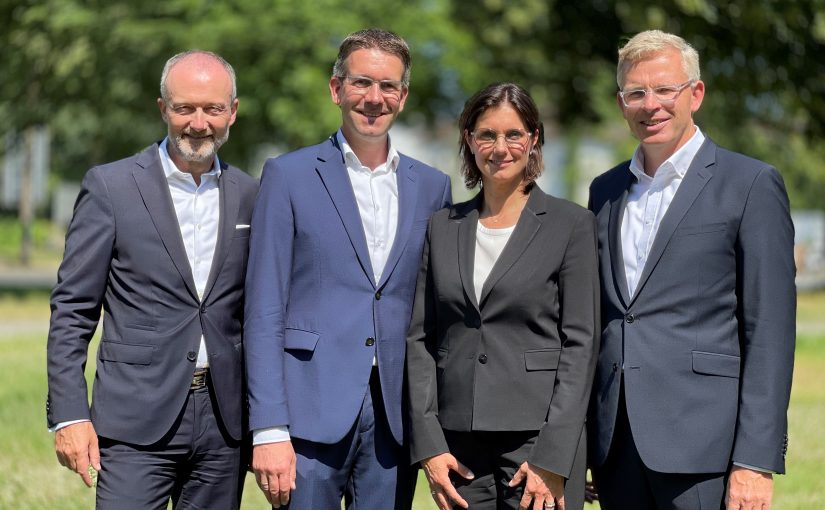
top-left (47, 143), bottom-right (258, 444)
top-left (244, 135), bottom-right (452, 444)
top-left (587, 138), bottom-right (795, 474)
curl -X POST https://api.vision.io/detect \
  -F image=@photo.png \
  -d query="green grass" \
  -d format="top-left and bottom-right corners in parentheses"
top-left (2, 293), bottom-right (823, 509)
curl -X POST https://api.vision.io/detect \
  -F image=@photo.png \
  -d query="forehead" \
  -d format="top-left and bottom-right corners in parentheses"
top-left (165, 57), bottom-right (233, 103)
top-left (474, 103), bottom-right (526, 129)
top-left (622, 49), bottom-right (686, 86)
top-left (344, 48), bottom-right (405, 80)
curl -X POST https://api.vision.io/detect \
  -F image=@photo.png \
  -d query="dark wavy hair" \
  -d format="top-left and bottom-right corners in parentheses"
top-left (458, 82), bottom-right (544, 191)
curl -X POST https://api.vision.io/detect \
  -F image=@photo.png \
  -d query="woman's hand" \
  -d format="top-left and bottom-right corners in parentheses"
top-left (421, 452), bottom-right (475, 510)
top-left (509, 462), bottom-right (565, 510)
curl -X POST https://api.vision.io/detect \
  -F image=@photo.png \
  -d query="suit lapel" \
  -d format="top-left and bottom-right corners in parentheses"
top-left (315, 137), bottom-right (376, 287)
top-left (608, 169), bottom-right (633, 307)
top-left (132, 145), bottom-right (198, 300)
top-left (630, 140), bottom-right (716, 305)
top-left (479, 187), bottom-right (543, 306)
top-left (378, 155), bottom-right (418, 288)
top-left (456, 195), bottom-right (482, 313)
top-left (202, 163), bottom-right (239, 301)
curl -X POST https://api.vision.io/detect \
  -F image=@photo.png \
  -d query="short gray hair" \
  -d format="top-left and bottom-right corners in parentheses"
top-left (617, 30), bottom-right (700, 87)
top-left (160, 50), bottom-right (237, 102)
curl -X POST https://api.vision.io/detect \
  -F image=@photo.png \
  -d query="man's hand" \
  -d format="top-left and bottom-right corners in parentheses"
top-left (252, 441), bottom-right (297, 508)
top-left (584, 469), bottom-right (598, 503)
top-left (421, 452), bottom-right (474, 510)
top-left (510, 462), bottom-right (565, 510)
top-left (54, 421), bottom-right (100, 487)
top-left (726, 465), bottom-right (773, 510)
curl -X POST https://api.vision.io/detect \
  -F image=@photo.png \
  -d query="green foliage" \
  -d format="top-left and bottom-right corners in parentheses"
top-left (2, 0), bottom-right (823, 207)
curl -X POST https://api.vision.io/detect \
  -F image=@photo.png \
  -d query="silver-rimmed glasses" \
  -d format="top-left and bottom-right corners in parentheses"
top-left (339, 75), bottom-right (407, 98)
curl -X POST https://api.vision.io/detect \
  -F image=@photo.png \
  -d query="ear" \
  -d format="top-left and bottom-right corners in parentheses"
top-left (463, 130), bottom-right (474, 153)
top-left (158, 98), bottom-right (169, 122)
top-left (396, 84), bottom-right (409, 113)
top-left (689, 80), bottom-right (705, 114)
top-left (228, 97), bottom-right (239, 126)
top-left (329, 76), bottom-right (343, 105)
top-left (615, 92), bottom-right (625, 113)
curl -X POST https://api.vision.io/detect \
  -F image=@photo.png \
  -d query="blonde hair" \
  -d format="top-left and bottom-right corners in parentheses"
top-left (617, 30), bottom-right (700, 86)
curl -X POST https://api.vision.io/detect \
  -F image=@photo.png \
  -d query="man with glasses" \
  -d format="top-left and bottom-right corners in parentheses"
top-left (244, 28), bottom-right (451, 509)
top-left (47, 50), bottom-right (257, 509)
top-left (587, 30), bottom-right (795, 510)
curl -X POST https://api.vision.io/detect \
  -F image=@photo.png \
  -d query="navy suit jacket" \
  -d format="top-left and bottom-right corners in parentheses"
top-left (47, 143), bottom-right (258, 444)
top-left (244, 135), bottom-right (451, 445)
top-left (587, 138), bottom-right (795, 474)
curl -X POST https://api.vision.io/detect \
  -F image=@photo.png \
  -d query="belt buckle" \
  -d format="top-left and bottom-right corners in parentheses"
top-left (190, 369), bottom-right (208, 390)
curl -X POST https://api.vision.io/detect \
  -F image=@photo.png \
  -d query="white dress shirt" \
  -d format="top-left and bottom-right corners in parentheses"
top-left (621, 128), bottom-right (705, 297)
top-left (159, 138), bottom-right (222, 369)
top-left (474, 223), bottom-right (515, 303)
top-left (252, 130), bottom-right (400, 446)
top-left (52, 138), bottom-right (221, 432)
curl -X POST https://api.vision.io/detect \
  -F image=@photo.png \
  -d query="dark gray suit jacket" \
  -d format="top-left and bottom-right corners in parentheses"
top-left (406, 186), bottom-right (599, 477)
top-left (587, 138), bottom-right (795, 474)
top-left (47, 143), bottom-right (258, 444)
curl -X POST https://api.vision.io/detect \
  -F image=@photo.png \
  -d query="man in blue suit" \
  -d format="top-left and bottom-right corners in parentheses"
top-left (244, 28), bottom-right (452, 509)
top-left (587, 31), bottom-right (795, 510)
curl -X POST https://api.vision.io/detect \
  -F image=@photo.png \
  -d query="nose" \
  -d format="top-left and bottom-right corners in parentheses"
top-left (189, 108), bottom-right (208, 131)
top-left (641, 90), bottom-right (662, 110)
top-left (363, 82), bottom-right (383, 103)
top-left (491, 135), bottom-right (509, 152)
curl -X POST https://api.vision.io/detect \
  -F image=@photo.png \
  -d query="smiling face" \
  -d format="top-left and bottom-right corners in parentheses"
top-left (466, 103), bottom-right (537, 189)
top-left (158, 55), bottom-right (237, 174)
top-left (329, 48), bottom-right (408, 145)
top-left (618, 48), bottom-right (705, 167)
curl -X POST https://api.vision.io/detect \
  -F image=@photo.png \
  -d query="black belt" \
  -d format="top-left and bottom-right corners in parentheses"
top-left (190, 368), bottom-right (209, 390)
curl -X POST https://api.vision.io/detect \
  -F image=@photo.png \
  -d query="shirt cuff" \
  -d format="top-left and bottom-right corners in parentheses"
top-left (253, 426), bottom-right (290, 445)
top-left (49, 419), bottom-right (90, 433)
top-left (733, 462), bottom-right (775, 474)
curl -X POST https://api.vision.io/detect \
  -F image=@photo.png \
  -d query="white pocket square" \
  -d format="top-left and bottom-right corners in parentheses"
top-left (235, 224), bottom-right (250, 229)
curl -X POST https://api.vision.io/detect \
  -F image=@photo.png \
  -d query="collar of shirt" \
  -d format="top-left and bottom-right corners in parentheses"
top-left (336, 129), bottom-right (400, 175)
top-left (158, 138), bottom-right (222, 185)
top-left (629, 127), bottom-right (706, 187)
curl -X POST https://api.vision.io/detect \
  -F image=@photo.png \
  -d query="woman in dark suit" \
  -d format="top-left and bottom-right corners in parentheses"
top-left (406, 83), bottom-right (599, 510)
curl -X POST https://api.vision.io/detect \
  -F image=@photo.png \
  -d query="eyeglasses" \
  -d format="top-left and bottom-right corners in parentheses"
top-left (339, 75), bottom-right (406, 98)
top-left (470, 129), bottom-right (532, 150)
top-left (167, 103), bottom-right (231, 117)
top-left (618, 80), bottom-right (694, 108)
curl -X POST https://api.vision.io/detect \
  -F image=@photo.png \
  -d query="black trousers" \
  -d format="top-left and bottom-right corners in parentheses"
top-left (443, 429), bottom-right (586, 510)
top-left (96, 383), bottom-right (246, 510)
top-left (592, 385), bottom-right (726, 510)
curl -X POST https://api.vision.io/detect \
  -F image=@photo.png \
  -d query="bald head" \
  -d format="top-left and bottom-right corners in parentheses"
top-left (160, 50), bottom-right (237, 104)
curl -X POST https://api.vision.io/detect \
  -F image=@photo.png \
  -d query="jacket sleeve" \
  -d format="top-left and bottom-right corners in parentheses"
top-left (47, 168), bottom-right (115, 426)
top-left (405, 219), bottom-right (450, 464)
top-left (244, 158), bottom-right (294, 432)
top-left (528, 210), bottom-right (600, 477)
top-left (731, 166), bottom-right (795, 473)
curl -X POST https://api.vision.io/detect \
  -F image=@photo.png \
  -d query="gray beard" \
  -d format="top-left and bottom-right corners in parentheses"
top-left (169, 128), bottom-right (230, 163)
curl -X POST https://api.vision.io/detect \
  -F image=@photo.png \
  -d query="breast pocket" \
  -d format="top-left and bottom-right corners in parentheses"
top-left (674, 222), bottom-right (727, 237)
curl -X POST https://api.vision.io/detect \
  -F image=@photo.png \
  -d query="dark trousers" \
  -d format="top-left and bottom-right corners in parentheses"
top-left (96, 384), bottom-right (246, 510)
top-left (443, 429), bottom-right (586, 510)
top-left (285, 368), bottom-right (413, 510)
top-left (592, 385), bottom-right (726, 510)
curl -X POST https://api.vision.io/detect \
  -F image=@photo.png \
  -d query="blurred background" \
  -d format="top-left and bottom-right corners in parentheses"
top-left (1, 0), bottom-right (823, 508)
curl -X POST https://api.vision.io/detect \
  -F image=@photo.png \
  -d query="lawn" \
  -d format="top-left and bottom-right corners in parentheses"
top-left (1, 293), bottom-right (822, 509)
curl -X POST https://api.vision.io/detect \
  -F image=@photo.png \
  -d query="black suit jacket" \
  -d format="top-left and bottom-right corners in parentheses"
top-left (47, 143), bottom-right (258, 444)
top-left (587, 138), bottom-right (795, 474)
top-left (406, 186), bottom-right (599, 477)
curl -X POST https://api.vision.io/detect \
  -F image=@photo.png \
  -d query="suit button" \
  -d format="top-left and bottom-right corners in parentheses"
top-left (612, 362), bottom-right (619, 372)
top-left (200, 304), bottom-right (207, 313)
top-left (625, 313), bottom-right (635, 324)
top-left (365, 337), bottom-right (375, 346)
top-left (187, 351), bottom-right (197, 361)
top-left (478, 354), bottom-right (488, 364)
top-left (375, 291), bottom-right (381, 300)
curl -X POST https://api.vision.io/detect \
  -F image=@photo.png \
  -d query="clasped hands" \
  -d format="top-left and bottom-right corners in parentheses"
top-left (422, 452), bottom-right (565, 510)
